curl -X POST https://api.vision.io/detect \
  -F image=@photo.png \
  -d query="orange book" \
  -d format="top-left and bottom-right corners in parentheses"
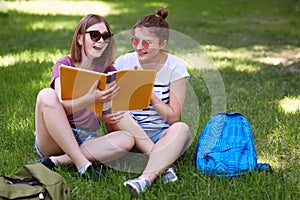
top-left (59, 65), bottom-right (156, 115)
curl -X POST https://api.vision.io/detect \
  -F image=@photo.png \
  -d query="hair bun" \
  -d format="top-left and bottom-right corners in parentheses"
top-left (155, 7), bottom-right (168, 19)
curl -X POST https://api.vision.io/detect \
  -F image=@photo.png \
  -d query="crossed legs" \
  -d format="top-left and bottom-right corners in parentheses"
top-left (112, 113), bottom-right (190, 182)
top-left (34, 88), bottom-right (134, 170)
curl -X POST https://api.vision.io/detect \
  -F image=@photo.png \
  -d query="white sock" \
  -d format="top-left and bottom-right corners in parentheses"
top-left (78, 162), bottom-right (92, 175)
top-left (49, 156), bottom-right (58, 167)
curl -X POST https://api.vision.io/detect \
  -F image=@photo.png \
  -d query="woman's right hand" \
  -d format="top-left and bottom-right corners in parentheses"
top-left (87, 80), bottom-right (120, 104)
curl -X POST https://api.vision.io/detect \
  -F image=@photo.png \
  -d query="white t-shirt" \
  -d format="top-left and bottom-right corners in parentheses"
top-left (114, 52), bottom-right (190, 132)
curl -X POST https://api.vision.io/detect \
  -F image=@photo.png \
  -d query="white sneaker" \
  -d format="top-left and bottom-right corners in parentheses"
top-left (163, 165), bottom-right (178, 183)
top-left (124, 178), bottom-right (151, 197)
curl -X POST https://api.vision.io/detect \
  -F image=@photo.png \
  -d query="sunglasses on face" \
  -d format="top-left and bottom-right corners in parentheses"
top-left (85, 31), bottom-right (113, 42)
top-left (131, 37), bottom-right (150, 49)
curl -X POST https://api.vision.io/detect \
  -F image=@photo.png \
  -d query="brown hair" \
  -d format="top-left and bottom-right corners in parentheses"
top-left (133, 7), bottom-right (169, 42)
top-left (70, 14), bottom-right (116, 67)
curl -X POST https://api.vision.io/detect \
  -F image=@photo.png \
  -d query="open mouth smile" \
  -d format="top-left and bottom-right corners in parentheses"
top-left (93, 46), bottom-right (103, 51)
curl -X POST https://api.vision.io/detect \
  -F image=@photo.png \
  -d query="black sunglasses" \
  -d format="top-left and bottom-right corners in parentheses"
top-left (85, 31), bottom-right (113, 42)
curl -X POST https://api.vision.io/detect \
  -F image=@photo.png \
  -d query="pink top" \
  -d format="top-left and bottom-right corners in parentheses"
top-left (51, 55), bottom-right (116, 131)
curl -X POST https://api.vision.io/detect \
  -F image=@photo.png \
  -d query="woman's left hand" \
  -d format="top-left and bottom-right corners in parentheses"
top-left (98, 111), bottom-right (125, 124)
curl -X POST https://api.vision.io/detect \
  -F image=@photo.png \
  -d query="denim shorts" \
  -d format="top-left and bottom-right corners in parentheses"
top-left (147, 128), bottom-right (168, 143)
top-left (34, 128), bottom-right (98, 158)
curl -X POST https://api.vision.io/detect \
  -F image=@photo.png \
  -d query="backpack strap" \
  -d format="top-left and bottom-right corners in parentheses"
top-left (225, 111), bottom-right (244, 116)
top-left (1, 175), bottom-right (40, 186)
top-left (197, 113), bottom-right (226, 158)
top-left (0, 175), bottom-right (46, 199)
top-left (3, 164), bottom-right (70, 200)
top-left (198, 112), bottom-right (244, 158)
top-left (256, 162), bottom-right (273, 173)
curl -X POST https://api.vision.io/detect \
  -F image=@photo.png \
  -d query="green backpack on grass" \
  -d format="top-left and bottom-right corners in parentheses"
top-left (0, 163), bottom-right (70, 200)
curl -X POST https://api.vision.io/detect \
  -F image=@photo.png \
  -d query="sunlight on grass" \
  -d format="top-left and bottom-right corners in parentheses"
top-left (258, 154), bottom-right (281, 169)
top-left (203, 45), bottom-right (300, 72)
top-left (28, 20), bottom-right (76, 31)
top-left (204, 45), bottom-right (247, 60)
top-left (0, 50), bottom-right (64, 68)
top-left (145, 1), bottom-right (167, 7)
top-left (279, 96), bottom-right (300, 114)
top-left (256, 46), bottom-right (300, 67)
top-left (204, 45), bottom-right (263, 72)
top-left (1, 0), bottom-right (118, 16)
top-left (263, 119), bottom-right (300, 173)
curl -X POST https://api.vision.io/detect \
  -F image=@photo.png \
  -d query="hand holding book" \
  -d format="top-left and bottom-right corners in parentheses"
top-left (88, 80), bottom-right (120, 104)
top-left (60, 65), bottom-right (156, 115)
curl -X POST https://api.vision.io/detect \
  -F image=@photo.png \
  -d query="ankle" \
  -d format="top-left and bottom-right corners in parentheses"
top-left (49, 156), bottom-right (58, 167)
top-left (78, 162), bottom-right (92, 175)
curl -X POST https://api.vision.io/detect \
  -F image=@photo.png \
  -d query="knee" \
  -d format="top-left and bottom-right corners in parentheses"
top-left (36, 88), bottom-right (59, 108)
top-left (175, 122), bottom-right (190, 143)
top-left (119, 132), bottom-right (135, 151)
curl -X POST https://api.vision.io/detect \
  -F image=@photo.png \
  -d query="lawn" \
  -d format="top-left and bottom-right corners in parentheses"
top-left (0, 0), bottom-right (299, 199)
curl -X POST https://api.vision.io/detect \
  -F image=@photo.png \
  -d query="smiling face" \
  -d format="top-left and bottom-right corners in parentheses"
top-left (132, 27), bottom-right (167, 64)
top-left (78, 22), bottom-right (110, 59)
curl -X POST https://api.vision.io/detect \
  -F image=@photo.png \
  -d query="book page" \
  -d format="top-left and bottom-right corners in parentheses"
top-left (112, 70), bottom-right (156, 111)
top-left (60, 65), bottom-right (156, 115)
top-left (60, 65), bottom-right (108, 114)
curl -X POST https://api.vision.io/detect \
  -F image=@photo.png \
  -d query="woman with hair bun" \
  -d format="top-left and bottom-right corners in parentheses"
top-left (112, 7), bottom-right (190, 196)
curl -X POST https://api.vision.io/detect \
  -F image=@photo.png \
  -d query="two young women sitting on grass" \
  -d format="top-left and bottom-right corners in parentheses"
top-left (34, 7), bottom-right (190, 197)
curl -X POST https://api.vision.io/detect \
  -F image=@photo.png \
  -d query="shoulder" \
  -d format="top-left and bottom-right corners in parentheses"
top-left (164, 53), bottom-right (188, 74)
top-left (166, 53), bottom-right (186, 67)
top-left (114, 52), bottom-right (138, 70)
top-left (55, 55), bottom-right (74, 66)
top-left (53, 55), bottom-right (74, 73)
top-left (164, 53), bottom-right (190, 80)
top-left (51, 55), bottom-right (73, 89)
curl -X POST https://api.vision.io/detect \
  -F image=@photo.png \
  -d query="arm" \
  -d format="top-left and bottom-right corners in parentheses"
top-left (151, 78), bottom-right (187, 125)
top-left (54, 77), bottom-right (119, 115)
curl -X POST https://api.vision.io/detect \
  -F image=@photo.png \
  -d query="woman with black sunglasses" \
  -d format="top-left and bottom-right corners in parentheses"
top-left (110, 7), bottom-right (191, 197)
top-left (34, 14), bottom-right (135, 179)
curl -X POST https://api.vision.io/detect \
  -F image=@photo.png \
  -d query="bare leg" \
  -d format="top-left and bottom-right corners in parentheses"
top-left (110, 112), bottom-right (154, 154)
top-left (82, 131), bottom-right (134, 161)
top-left (35, 88), bottom-right (90, 170)
top-left (139, 122), bottom-right (190, 182)
top-left (52, 130), bottom-right (134, 165)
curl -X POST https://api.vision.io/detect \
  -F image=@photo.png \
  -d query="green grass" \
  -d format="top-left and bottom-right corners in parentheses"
top-left (0, 0), bottom-right (300, 199)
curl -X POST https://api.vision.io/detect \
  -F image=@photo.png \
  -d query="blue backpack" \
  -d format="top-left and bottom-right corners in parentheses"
top-left (195, 112), bottom-right (272, 177)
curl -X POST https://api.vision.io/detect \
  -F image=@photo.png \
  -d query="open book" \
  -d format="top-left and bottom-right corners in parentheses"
top-left (60, 65), bottom-right (156, 115)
